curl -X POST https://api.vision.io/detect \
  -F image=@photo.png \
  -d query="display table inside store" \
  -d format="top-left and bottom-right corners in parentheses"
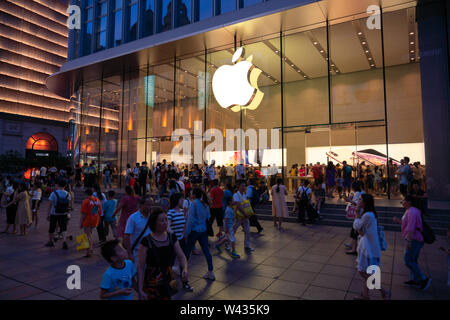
top-left (286, 176), bottom-right (314, 193)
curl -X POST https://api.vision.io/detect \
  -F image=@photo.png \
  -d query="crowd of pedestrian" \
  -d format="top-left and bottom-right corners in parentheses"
top-left (0, 155), bottom-right (445, 301)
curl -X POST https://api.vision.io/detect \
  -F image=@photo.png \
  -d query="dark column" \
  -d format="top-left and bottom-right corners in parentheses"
top-left (417, 0), bottom-right (450, 209)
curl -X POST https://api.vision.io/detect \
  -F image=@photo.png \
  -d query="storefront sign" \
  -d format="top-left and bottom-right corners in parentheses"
top-left (212, 47), bottom-right (264, 112)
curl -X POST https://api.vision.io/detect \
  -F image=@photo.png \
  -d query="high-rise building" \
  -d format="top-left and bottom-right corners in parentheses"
top-left (49, 0), bottom-right (450, 209)
top-left (0, 0), bottom-right (70, 161)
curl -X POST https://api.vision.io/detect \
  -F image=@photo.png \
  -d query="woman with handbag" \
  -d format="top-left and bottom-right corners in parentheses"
top-left (344, 181), bottom-right (365, 255)
top-left (137, 207), bottom-right (188, 300)
top-left (353, 193), bottom-right (390, 300)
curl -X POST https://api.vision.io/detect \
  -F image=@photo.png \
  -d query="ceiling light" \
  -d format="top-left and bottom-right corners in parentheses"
top-left (320, 50), bottom-right (324, 53)
top-left (291, 64), bottom-right (294, 67)
top-left (358, 32), bottom-right (362, 35)
top-left (365, 50), bottom-right (369, 53)
top-left (335, 70), bottom-right (340, 73)
top-left (284, 58), bottom-right (287, 61)
top-left (368, 57), bottom-right (372, 60)
top-left (371, 64), bottom-right (375, 67)
top-left (410, 42), bottom-right (414, 45)
top-left (411, 57), bottom-right (415, 60)
top-left (410, 50), bottom-right (415, 53)
top-left (303, 75), bottom-right (307, 78)
top-left (297, 70), bottom-right (301, 73)
top-left (275, 50), bottom-right (279, 53)
top-left (184, 70), bottom-right (187, 72)
top-left (410, 32), bottom-right (414, 35)
top-left (362, 41), bottom-right (366, 45)
top-left (331, 64), bottom-right (335, 67)
top-left (313, 41), bottom-right (318, 45)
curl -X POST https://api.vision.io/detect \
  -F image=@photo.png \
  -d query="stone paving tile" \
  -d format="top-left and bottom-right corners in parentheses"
top-left (50, 281), bottom-right (99, 299)
top-left (252, 265), bottom-right (287, 278)
top-left (265, 279), bottom-right (308, 298)
top-left (289, 260), bottom-right (325, 273)
top-left (320, 264), bottom-right (356, 279)
top-left (0, 276), bottom-right (24, 291)
top-left (214, 285), bottom-right (261, 300)
top-left (234, 275), bottom-right (276, 291)
top-left (279, 269), bottom-right (318, 284)
top-left (302, 285), bottom-right (347, 300)
top-left (311, 274), bottom-right (352, 291)
top-left (300, 253), bottom-right (331, 264)
top-left (1, 211), bottom-right (449, 300)
top-left (260, 256), bottom-right (296, 268)
top-left (0, 284), bottom-right (44, 300)
top-left (174, 279), bottom-right (229, 300)
top-left (254, 291), bottom-right (299, 300)
top-left (24, 292), bottom-right (66, 300)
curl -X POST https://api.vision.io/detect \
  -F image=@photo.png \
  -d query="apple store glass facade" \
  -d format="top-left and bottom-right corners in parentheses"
top-left (70, 6), bottom-right (425, 188)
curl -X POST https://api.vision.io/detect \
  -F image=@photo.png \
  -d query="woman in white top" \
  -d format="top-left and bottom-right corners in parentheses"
top-left (353, 193), bottom-right (389, 300)
top-left (344, 181), bottom-right (365, 255)
top-left (30, 182), bottom-right (42, 228)
top-left (271, 178), bottom-right (288, 229)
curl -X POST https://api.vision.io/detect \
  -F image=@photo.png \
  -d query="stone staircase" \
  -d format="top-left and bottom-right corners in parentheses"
top-left (254, 201), bottom-right (450, 235)
top-left (71, 188), bottom-right (449, 235)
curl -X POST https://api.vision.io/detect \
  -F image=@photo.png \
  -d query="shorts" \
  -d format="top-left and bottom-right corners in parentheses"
top-left (225, 227), bottom-right (236, 243)
top-left (344, 178), bottom-right (352, 189)
top-left (49, 214), bottom-right (68, 234)
top-left (210, 207), bottom-right (224, 227)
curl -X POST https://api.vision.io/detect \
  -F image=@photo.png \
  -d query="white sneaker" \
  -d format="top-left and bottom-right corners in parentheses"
top-left (203, 271), bottom-right (215, 281)
top-left (172, 266), bottom-right (179, 274)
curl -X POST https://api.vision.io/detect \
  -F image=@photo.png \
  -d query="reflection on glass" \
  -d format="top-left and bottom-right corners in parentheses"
top-left (127, 2), bottom-right (138, 41)
top-left (158, 0), bottom-right (173, 32)
top-left (113, 10), bottom-right (122, 46)
top-left (83, 22), bottom-right (93, 54)
top-left (240, 0), bottom-right (262, 8)
top-left (177, 0), bottom-right (191, 27)
top-left (195, 0), bottom-right (212, 21)
top-left (143, 0), bottom-right (155, 36)
top-left (216, 0), bottom-right (236, 14)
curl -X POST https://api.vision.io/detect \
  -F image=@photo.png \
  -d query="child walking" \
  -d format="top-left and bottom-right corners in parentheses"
top-left (215, 198), bottom-right (240, 259)
top-left (100, 239), bottom-right (138, 300)
top-left (103, 190), bottom-right (118, 239)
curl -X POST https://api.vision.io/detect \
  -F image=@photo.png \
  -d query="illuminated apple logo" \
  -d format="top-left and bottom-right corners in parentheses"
top-left (212, 47), bottom-right (264, 112)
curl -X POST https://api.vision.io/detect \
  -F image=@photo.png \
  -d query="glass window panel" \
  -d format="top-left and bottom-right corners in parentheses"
top-left (240, 0), bottom-right (262, 8)
top-left (195, 0), bottom-right (212, 21)
top-left (143, 0), bottom-right (155, 36)
top-left (127, 3), bottom-right (138, 41)
top-left (83, 22), bottom-right (93, 54)
top-left (100, 2), bottom-right (107, 15)
top-left (113, 10), bottom-right (122, 46)
top-left (97, 30), bottom-right (106, 50)
top-left (216, 0), bottom-right (235, 15)
top-left (86, 8), bottom-right (93, 21)
top-left (177, 0), bottom-right (191, 27)
top-left (100, 16), bottom-right (107, 30)
top-left (115, 0), bottom-right (123, 9)
top-left (158, 0), bottom-right (173, 32)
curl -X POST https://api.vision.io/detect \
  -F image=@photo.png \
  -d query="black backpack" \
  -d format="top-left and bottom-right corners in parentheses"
top-left (300, 187), bottom-right (310, 204)
top-left (54, 191), bottom-right (69, 214)
top-left (420, 218), bottom-right (435, 244)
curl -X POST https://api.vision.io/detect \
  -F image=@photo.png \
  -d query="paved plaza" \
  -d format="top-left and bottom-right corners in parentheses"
top-left (0, 200), bottom-right (449, 300)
